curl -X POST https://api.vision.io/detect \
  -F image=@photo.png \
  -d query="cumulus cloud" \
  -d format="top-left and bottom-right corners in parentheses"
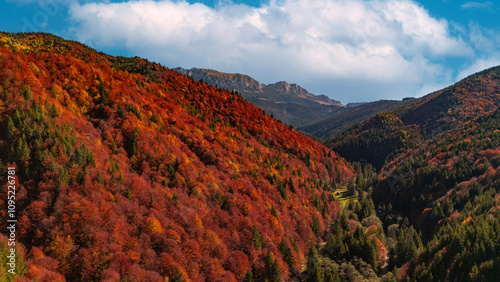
top-left (67, 0), bottom-right (472, 102)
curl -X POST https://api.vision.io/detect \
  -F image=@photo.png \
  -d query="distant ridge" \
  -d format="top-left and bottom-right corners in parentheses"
top-left (173, 67), bottom-right (265, 93)
top-left (300, 99), bottom-right (414, 140)
top-left (174, 67), bottom-right (343, 127)
top-left (326, 64), bottom-right (500, 169)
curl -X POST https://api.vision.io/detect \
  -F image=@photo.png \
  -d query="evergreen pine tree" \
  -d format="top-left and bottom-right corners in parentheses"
top-left (306, 244), bottom-right (324, 282)
top-left (6, 116), bottom-right (15, 140)
top-left (279, 239), bottom-right (294, 273)
top-left (325, 267), bottom-right (341, 282)
top-left (243, 270), bottom-right (254, 282)
top-left (265, 251), bottom-right (281, 282)
top-left (252, 225), bottom-right (262, 250)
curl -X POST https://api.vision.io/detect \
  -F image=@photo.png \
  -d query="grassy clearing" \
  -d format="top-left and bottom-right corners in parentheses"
top-left (334, 187), bottom-right (358, 208)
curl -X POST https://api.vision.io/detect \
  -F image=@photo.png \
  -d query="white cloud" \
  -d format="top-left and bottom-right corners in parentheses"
top-left (454, 23), bottom-right (500, 81)
top-left (467, 23), bottom-right (500, 53)
top-left (67, 0), bottom-right (473, 102)
top-left (461, 1), bottom-right (493, 9)
top-left (377, 1), bottom-right (470, 56)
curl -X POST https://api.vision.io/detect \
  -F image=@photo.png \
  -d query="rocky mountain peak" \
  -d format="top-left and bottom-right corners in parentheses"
top-left (173, 67), bottom-right (264, 92)
top-left (172, 67), bottom-right (344, 127)
top-left (265, 81), bottom-right (311, 97)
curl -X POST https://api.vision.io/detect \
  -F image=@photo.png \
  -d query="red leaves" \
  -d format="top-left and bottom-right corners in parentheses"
top-left (0, 32), bottom-right (355, 281)
top-left (225, 250), bottom-right (251, 280)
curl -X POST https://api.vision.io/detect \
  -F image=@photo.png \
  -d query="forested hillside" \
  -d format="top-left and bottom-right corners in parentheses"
top-left (0, 32), bottom-right (360, 281)
top-left (325, 65), bottom-right (500, 280)
top-left (300, 99), bottom-right (415, 140)
top-left (1, 32), bottom-right (498, 282)
top-left (375, 109), bottom-right (500, 280)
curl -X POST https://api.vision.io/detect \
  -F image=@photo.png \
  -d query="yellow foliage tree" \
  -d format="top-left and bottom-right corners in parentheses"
top-left (144, 217), bottom-right (164, 235)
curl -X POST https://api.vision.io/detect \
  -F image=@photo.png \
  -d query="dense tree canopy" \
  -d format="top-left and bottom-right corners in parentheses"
top-left (1, 32), bottom-right (499, 281)
top-left (0, 32), bottom-right (357, 281)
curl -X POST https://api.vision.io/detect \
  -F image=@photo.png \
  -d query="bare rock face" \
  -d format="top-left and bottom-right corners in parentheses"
top-left (173, 67), bottom-right (342, 106)
top-left (173, 67), bottom-right (264, 92)
top-left (265, 81), bottom-right (344, 106)
top-left (266, 81), bottom-right (310, 96)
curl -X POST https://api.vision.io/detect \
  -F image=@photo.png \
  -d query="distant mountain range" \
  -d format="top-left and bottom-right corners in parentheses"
top-left (299, 98), bottom-right (416, 140)
top-left (173, 67), bottom-right (343, 128)
top-left (326, 66), bottom-right (500, 169)
top-left (174, 67), bottom-right (413, 139)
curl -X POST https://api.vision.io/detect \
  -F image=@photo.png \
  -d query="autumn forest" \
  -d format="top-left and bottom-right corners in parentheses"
top-left (0, 32), bottom-right (499, 281)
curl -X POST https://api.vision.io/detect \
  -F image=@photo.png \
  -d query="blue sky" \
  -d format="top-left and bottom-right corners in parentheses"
top-left (1, 0), bottom-right (499, 103)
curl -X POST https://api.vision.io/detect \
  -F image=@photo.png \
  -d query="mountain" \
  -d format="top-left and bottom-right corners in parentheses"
top-left (174, 67), bottom-right (420, 140)
top-left (3, 31), bottom-right (498, 281)
top-left (172, 67), bottom-right (265, 93)
top-left (326, 66), bottom-right (500, 169)
top-left (324, 66), bottom-right (500, 280)
top-left (299, 99), bottom-right (416, 140)
top-left (374, 101), bottom-right (500, 281)
top-left (0, 32), bottom-right (363, 281)
top-left (173, 67), bottom-right (343, 128)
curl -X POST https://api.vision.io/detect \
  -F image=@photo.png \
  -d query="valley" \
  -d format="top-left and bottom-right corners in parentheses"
top-left (0, 32), bottom-right (499, 281)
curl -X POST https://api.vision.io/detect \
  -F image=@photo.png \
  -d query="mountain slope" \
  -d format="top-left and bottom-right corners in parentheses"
top-left (327, 66), bottom-right (500, 169)
top-left (174, 67), bottom-right (343, 128)
top-left (0, 32), bottom-right (355, 281)
top-left (300, 99), bottom-right (416, 140)
top-left (319, 66), bottom-right (500, 280)
top-left (375, 107), bottom-right (500, 281)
